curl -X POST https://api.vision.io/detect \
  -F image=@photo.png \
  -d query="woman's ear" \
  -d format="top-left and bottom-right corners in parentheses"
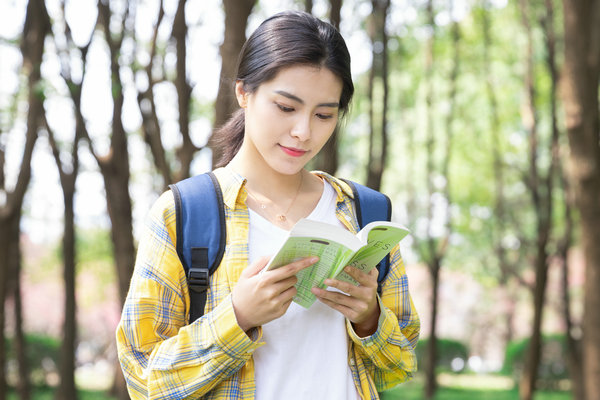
top-left (235, 81), bottom-right (248, 108)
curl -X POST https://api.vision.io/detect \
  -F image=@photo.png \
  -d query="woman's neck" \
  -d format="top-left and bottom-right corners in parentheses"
top-left (228, 153), bottom-right (323, 228)
top-left (228, 154), bottom-right (304, 200)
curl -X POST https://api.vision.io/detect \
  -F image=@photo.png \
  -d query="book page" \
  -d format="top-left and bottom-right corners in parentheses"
top-left (266, 236), bottom-right (355, 308)
top-left (335, 224), bottom-right (409, 285)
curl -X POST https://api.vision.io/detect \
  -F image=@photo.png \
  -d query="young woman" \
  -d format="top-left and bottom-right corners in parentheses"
top-left (116, 10), bottom-right (419, 400)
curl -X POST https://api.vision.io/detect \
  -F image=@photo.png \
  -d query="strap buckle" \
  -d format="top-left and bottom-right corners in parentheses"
top-left (188, 268), bottom-right (209, 293)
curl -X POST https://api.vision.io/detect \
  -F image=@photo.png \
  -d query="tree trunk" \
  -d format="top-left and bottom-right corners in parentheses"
top-left (518, 1), bottom-right (542, 397)
top-left (365, 0), bottom-right (390, 191)
top-left (422, 0), bottom-right (458, 396)
top-left (519, 0), bottom-right (562, 397)
top-left (543, 3), bottom-right (581, 397)
top-left (0, 219), bottom-right (16, 400)
top-left (96, 0), bottom-right (135, 310)
top-left (425, 259), bottom-right (441, 399)
top-left (305, 0), bottom-right (314, 14)
top-left (138, 2), bottom-right (171, 187)
top-left (171, 0), bottom-right (197, 183)
top-left (312, 0), bottom-right (343, 174)
top-left (329, 0), bottom-right (342, 28)
top-left (54, 2), bottom-right (130, 394)
top-left (45, 109), bottom-right (81, 400)
top-left (422, 0), bottom-right (437, 396)
top-left (96, 3), bottom-right (136, 398)
top-left (427, 8), bottom-right (459, 395)
top-left (9, 213), bottom-right (30, 400)
top-left (481, 0), bottom-right (518, 351)
top-left (0, 1), bottom-right (50, 398)
top-left (557, 173), bottom-right (584, 399)
top-left (518, 0), bottom-right (545, 397)
top-left (562, 0), bottom-right (600, 398)
top-left (520, 245), bottom-right (550, 400)
top-left (137, 0), bottom-right (203, 188)
top-left (210, 0), bottom-right (256, 167)
top-left (50, 6), bottom-right (98, 395)
top-left (58, 193), bottom-right (77, 400)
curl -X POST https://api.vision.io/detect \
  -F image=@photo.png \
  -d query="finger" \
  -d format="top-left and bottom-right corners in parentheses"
top-left (262, 284), bottom-right (298, 314)
top-left (270, 295), bottom-right (296, 319)
top-left (258, 274), bottom-right (299, 300)
top-left (369, 267), bottom-right (379, 280)
top-left (313, 288), bottom-right (361, 319)
top-left (323, 278), bottom-right (358, 296)
top-left (313, 287), bottom-right (357, 307)
top-left (242, 255), bottom-right (271, 277)
top-left (342, 266), bottom-right (378, 288)
top-left (277, 285), bottom-right (298, 305)
top-left (316, 296), bottom-right (350, 314)
top-left (267, 256), bottom-right (318, 280)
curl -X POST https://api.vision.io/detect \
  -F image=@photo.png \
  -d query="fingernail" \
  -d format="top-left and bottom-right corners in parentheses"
top-left (310, 257), bottom-right (319, 263)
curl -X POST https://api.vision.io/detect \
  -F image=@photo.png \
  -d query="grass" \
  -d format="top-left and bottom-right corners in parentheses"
top-left (8, 374), bottom-right (572, 400)
top-left (381, 375), bottom-right (572, 400)
top-left (382, 385), bottom-right (572, 400)
top-left (383, 386), bottom-right (571, 400)
top-left (7, 388), bottom-right (117, 400)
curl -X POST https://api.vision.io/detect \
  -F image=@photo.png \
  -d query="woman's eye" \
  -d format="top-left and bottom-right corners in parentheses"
top-left (277, 104), bottom-right (294, 112)
top-left (316, 113), bottom-right (334, 120)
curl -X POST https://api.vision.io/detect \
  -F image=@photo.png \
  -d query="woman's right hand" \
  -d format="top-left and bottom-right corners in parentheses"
top-left (231, 256), bottom-right (318, 332)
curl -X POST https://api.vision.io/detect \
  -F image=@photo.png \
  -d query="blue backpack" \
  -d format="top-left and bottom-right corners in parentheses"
top-left (169, 172), bottom-right (392, 323)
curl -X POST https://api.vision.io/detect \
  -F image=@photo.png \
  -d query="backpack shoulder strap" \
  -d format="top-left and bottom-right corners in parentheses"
top-left (340, 179), bottom-right (392, 293)
top-left (169, 172), bottom-right (226, 323)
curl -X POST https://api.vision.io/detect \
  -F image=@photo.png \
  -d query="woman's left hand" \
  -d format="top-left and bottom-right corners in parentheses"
top-left (312, 266), bottom-right (380, 337)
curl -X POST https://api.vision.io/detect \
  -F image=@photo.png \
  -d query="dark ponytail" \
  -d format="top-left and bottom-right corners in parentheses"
top-left (212, 10), bottom-right (354, 168)
top-left (212, 109), bottom-right (245, 168)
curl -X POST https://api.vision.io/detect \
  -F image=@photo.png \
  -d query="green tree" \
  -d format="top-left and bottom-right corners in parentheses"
top-left (0, 1), bottom-right (51, 399)
top-left (562, 0), bottom-right (600, 397)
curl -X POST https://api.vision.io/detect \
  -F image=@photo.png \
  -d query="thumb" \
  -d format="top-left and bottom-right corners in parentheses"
top-left (242, 255), bottom-right (271, 277)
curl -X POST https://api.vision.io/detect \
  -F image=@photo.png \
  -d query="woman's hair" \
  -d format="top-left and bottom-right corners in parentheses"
top-left (212, 10), bottom-right (354, 167)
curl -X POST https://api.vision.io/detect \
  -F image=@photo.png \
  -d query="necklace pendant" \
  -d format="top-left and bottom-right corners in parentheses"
top-left (277, 214), bottom-right (286, 222)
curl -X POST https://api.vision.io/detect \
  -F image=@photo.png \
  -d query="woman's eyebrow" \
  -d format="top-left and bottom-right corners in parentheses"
top-left (274, 90), bottom-right (340, 108)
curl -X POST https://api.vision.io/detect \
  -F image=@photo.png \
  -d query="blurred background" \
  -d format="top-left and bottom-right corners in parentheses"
top-left (1, 0), bottom-right (599, 399)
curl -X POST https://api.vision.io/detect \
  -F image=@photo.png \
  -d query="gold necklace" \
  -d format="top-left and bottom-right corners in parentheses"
top-left (246, 173), bottom-right (304, 223)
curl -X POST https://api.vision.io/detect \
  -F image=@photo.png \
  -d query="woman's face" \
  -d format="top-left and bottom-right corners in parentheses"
top-left (236, 65), bottom-right (343, 175)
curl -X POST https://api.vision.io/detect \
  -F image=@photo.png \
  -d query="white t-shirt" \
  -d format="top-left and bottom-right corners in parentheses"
top-left (248, 180), bottom-right (360, 400)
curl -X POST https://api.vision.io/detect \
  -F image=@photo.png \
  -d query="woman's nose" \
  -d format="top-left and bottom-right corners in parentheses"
top-left (290, 114), bottom-right (311, 141)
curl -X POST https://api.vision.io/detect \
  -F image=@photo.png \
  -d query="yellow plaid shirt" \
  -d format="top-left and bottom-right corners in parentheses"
top-left (116, 167), bottom-right (420, 399)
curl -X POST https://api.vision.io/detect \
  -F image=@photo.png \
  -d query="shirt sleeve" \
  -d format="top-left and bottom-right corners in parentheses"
top-left (346, 244), bottom-right (420, 391)
top-left (115, 191), bottom-right (263, 399)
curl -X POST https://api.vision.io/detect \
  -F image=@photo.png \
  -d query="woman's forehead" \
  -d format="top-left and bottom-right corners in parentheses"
top-left (257, 65), bottom-right (343, 103)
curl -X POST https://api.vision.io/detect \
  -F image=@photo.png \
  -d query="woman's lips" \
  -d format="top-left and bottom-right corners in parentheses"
top-left (280, 145), bottom-right (307, 157)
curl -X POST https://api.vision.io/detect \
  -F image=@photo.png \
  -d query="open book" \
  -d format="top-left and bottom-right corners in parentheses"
top-left (264, 218), bottom-right (410, 308)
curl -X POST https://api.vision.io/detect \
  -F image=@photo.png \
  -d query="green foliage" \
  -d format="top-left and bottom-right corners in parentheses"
top-left (5, 333), bottom-right (60, 387)
top-left (32, 228), bottom-right (114, 280)
top-left (29, 228), bottom-right (117, 314)
top-left (76, 228), bottom-right (114, 266)
top-left (381, 379), bottom-right (571, 400)
top-left (32, 228), bottom-right (114, 282)
top-left (415, 338), bottom-right (469, 373)
top-left (74, 228), bottom-right (119, 309)
top-left (501, 334), bottom-right (569, 389)
top-left (7, 387), bottom-right (118, 400)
